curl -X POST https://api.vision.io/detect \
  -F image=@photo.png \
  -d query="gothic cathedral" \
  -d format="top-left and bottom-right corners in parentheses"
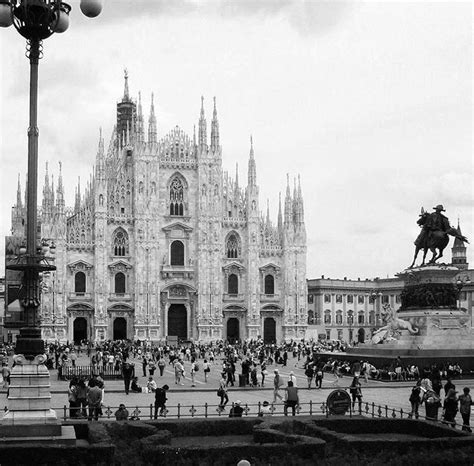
top-left (9, 73), bottom-right (307, 344)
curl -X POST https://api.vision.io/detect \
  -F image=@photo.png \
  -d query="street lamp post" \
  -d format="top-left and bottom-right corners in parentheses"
top-left (1, 0), bottom-right (102, 356)
top-left (0, 0), bottom-right (102, 425)
top-left (455, 277), bottom-right (471, 310)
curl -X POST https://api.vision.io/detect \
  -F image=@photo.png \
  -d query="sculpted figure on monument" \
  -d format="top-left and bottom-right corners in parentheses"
top-left (410, 205), bottom-right (468, 268)
top-left (371, 304), bottom-right (419, 344)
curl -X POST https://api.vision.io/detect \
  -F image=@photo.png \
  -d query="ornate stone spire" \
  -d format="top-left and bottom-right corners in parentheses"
top-left (56, 161), bottom-right (64, 213)
top-left (148, 92), bottom-right (157, 144)
top-left (277, 191), bottom-right (283, 233)
top-left (16, 173), bottom-right (22, 208)
top-left (248, 135), bottom-right (257, 187)
top-left (198, 96), bottom-right (207, 152)
top-left (284, 173), bottom-right (292, 226)
top-left (123, 68), bottom-right (129, 102)
top-left (136, 91), bottom-right (145, 143)
top-left (210, 96), bottom-right (219, 152)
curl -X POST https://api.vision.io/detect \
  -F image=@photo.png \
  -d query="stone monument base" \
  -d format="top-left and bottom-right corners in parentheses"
top-left (0, 353), bottom-right (75, 444)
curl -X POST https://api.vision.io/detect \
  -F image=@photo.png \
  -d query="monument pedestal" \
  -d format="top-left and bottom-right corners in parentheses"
top-left (346, 265), bottom-right (474, 370)
top-left (0, 353), bottom-right (69, 441)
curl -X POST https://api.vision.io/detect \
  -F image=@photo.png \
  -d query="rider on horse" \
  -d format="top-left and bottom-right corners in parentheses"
top-left (414, 205), bottom-right (450, 248)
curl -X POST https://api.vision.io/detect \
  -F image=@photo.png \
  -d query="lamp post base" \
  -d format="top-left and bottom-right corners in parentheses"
top-left (15, 327), bottom-right (45, 359)
top-left (2, 354), bottom-right (58, 428)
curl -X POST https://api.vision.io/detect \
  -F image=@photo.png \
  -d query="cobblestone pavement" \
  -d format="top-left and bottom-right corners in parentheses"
top-left (1, 352), bottom-right (473, 421)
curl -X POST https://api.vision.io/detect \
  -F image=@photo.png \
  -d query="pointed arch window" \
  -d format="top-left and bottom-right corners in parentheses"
top-left (113, 229), bottom-right (129, 256)
top-left (170, 240), bottom-right (185, 266)
top-left (115, 272), bottom-right (126, 294)
top-left (228, 274), bottom-right (238, 295)
top-left (264, 274), bottom-right (274, 295)
top-left (169, 177), bottom-right (184, 216)
top-left (226, 233), bottom-right (240, 258)
top-left (75, 272), bottom-right (86, 293)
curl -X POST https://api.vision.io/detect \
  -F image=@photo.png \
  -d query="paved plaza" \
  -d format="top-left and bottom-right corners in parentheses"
top-left (3, 352), bottom-right (472, 420)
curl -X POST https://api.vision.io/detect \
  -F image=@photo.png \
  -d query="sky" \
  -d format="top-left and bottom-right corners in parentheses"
top-left (0, 0), bottom-right (472, 280)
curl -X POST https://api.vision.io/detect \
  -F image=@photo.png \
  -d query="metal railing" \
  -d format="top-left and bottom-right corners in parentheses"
top-left (57, 365), bottom-right (133, 381)
top-left (6, 399), bottom-right (468, 432)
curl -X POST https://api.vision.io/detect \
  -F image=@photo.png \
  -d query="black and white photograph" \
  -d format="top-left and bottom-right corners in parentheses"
top-left (0, 1), bottom-right (472, 464)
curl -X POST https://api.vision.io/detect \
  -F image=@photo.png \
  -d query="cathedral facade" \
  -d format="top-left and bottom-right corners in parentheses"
top-left (8, 74), bottom-right (307, 344)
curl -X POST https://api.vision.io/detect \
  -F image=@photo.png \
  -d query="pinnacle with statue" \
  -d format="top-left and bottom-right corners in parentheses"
top-left (409, 204), bottom-right (468, 268)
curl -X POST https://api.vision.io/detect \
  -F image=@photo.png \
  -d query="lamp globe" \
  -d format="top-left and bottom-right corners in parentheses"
top-left (0, 1), bottom-right (12, 28)
top-left (80, 0), bottom-right (102, 18)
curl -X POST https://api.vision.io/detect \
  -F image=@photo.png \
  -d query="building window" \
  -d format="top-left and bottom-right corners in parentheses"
top-left (358, 311), bottom-right (365, 324)
top-left (358, 295), bottom-right (364, 304)
top-left (75, 272), bottom-right (86, 293)
top-left (113, 228), bottom-right (128, 256)
top-left (115, 272), bottom-right (126, 294)
top-left (336, 310), bottom-right (342, 325)
top-left (228, 274), bottom-right (238, 295)
top-left (170, 240), bottom-right (185, 266)
top-left (382, 295), bottom-right (389, 304)
top-left (308, 294), bottom-right (314, 304)
top-left (347, 295), bottom-right (353, 303)
top-left (336, 294), bottom-right (342, 303)
top-left (337, 329), bottom-right (343, 341)
top-left (264, 274), bottom-right (274, 295)
top-left (314, 310), bottom-right (321, 325)
top-left (169, 177), bottom-right (184, 216)
top-left (307, 310), bottom-right (314, 325)
top-left (395, 295), bottom-right (401, 304)
top-left (325, 329), bottom-right (331, 340)
top-left (324, 294), bottom-right (331, 303)
top-left (347, 310), bottom-right (354, 326)
top-left (324, 310), bottom-right (332, 324)
top-left (369, 311), bottom-right (375, 325)
top-left (226, 233), bottom-right (240, 258)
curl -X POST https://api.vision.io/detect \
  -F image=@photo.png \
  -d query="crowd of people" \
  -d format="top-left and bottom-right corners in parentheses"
top-left (0, 338), bottom-right (472, 427)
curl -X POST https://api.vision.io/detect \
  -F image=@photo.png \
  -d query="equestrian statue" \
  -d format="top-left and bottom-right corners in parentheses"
top-left (409, 204), bottom-right (468, 268)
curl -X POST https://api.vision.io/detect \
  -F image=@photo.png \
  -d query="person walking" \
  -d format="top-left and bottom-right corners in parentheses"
top-left (203, 359), bottom-right (210, 382)
top-left (458, 387), bottom-right (474, 432)
top-left (349, 376), bottom-right (363, 413)
top-left (174, 359), bottom-right (185, 385)
top-left (315, 365), bottom-right (324, 389)
top-left (305, 364), bottom-right (314, 389)
top-left (157, 356), bottom-right (166, 377)
top-left (87, 378), bottom-right (103, 421)
top-left (409, 380), bottom-right (422, 419)
top-left (122, 361), bottom-right (134, 395)
top-left (141, 355), bottom-right (148, 378)
top-left (190, 357), bottom-right (198, 387)
top-left (284, 381), bottom-right (299, 416)
top-left (420, 378), bottom-right (441, 421)
top-left (443, 388), bottom-right (459, 428)
top-left (218, 373), bottom-right (229, 411)
top-left (154, 384), bottom-right (169, 418)
top-left (273, 369), bottom-right (284, 403)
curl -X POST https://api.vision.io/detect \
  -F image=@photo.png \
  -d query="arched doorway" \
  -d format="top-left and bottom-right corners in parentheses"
top-left (263, 317), bottom-right (276, 343)
top-left (226, 318), bottom-right (239, 343)
top-left (73, 317), bottom-right (87, 344)
top-left (358, 327), bottom-right (365, 344)
top-left (168, 304), bottom-right (187, 340)
top-left (113, 317), bottom-right (127, 340)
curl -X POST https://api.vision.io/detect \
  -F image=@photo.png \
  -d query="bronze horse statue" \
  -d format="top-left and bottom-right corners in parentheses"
top-left (409, 209), bottom-right (468, 268)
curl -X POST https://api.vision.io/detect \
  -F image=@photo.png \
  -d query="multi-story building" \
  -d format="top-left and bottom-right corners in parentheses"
top-left (5, 73), bottom-right (307, 344)
top-left (307, 236), bottom-right (471, 344)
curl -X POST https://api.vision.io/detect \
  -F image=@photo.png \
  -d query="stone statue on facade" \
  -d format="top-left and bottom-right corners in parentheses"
top-left (371, 304), bottom-right (419, 344)
top-left (410, 205), bottom-right (468, 268)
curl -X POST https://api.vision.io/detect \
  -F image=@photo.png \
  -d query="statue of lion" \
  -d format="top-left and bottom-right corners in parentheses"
top-left (371, 304), bottom-right (418, 344)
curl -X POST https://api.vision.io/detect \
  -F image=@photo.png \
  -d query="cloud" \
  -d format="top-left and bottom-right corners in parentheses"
top-left (73, 0), bottom-right (352, 36)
